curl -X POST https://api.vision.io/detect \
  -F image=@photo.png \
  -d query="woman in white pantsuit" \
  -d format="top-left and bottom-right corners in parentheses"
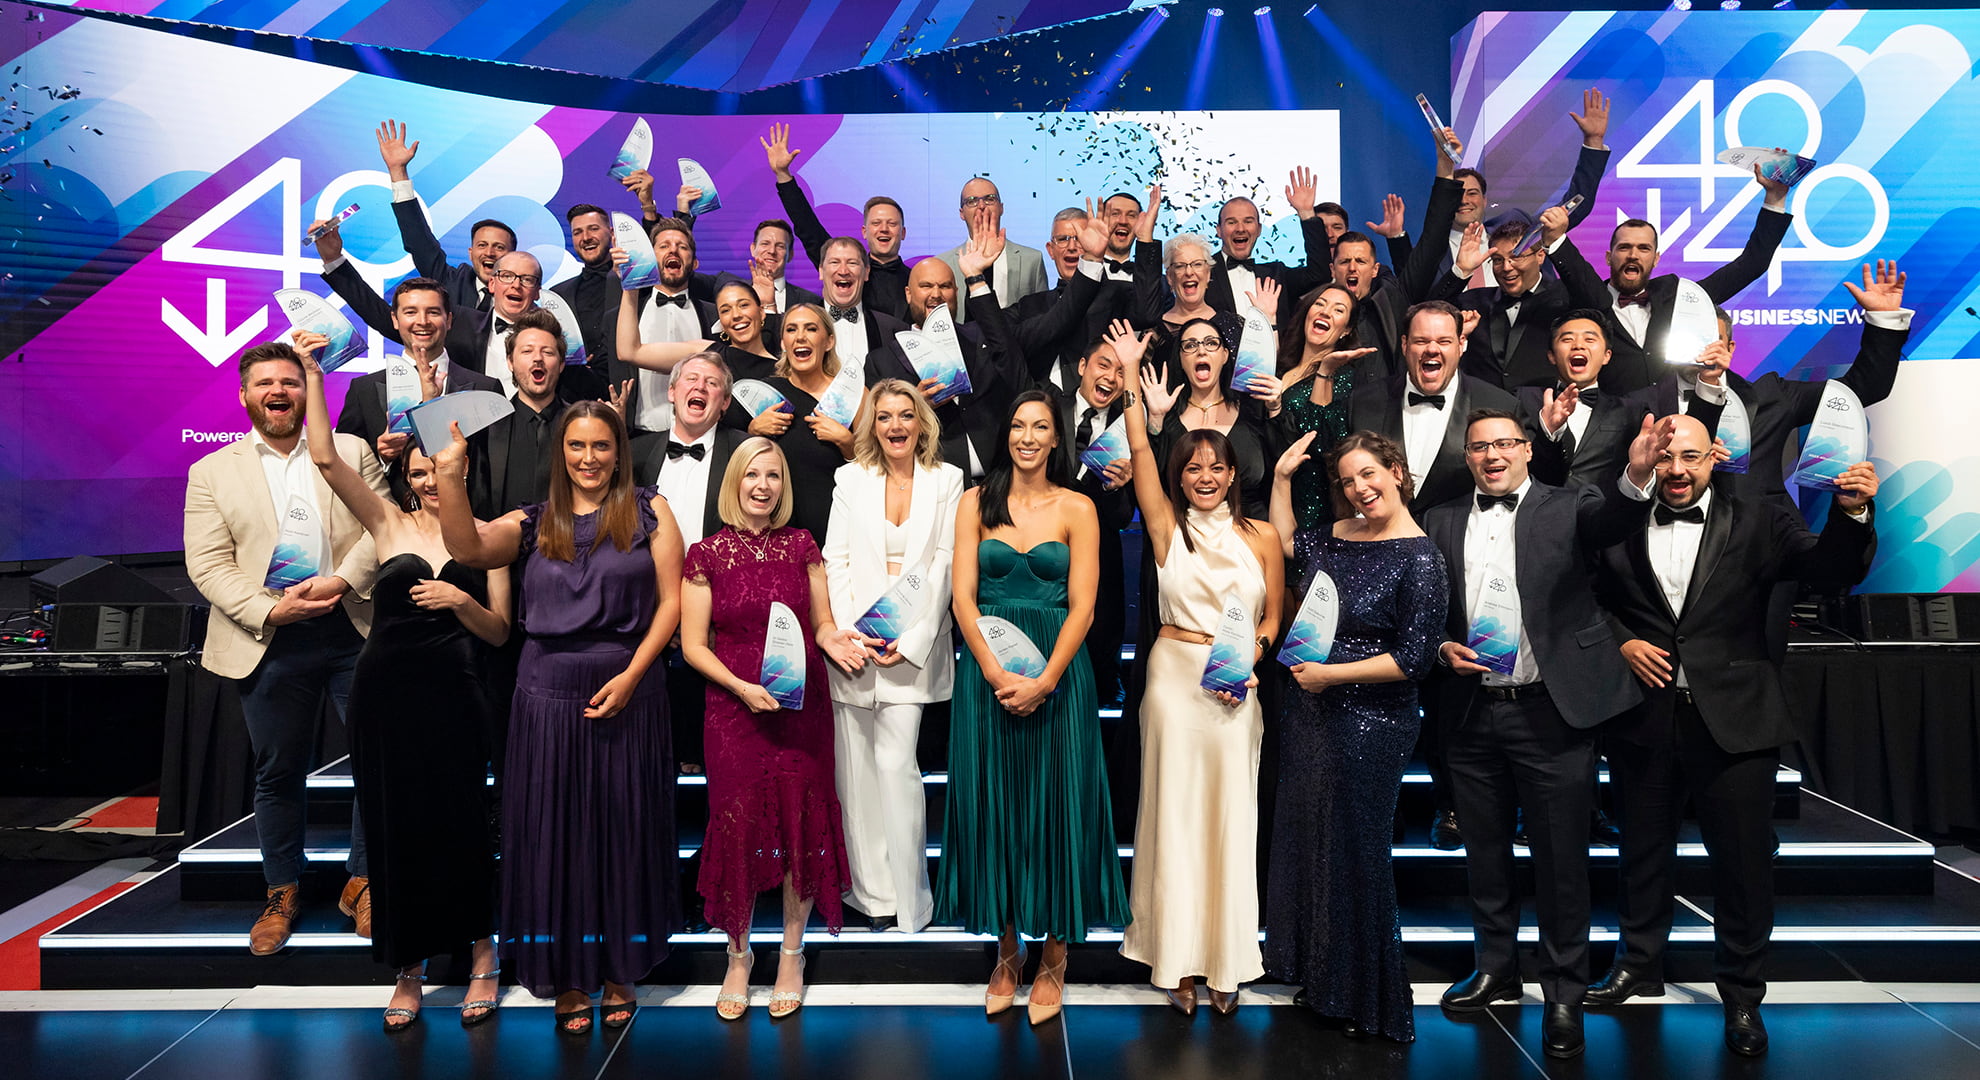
top-left (824, 380), bottom-right (964, 932)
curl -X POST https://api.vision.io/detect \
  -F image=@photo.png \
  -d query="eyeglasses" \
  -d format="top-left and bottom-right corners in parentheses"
top-left (492, 269), bottom-right (542, 287)
top-left (1463, 438), bottom-right (1530, 455)
top-left (1657, 450), bottom-right (1711, 466)
top-left (1050, 233), bottom-right (1080, 247)
top-left (1170, 260), bottom-right (1210, 274)
top-left (1179, 338), bottom-right (1225, 355)
top-left (961, 194), bottom-right (1002, 209)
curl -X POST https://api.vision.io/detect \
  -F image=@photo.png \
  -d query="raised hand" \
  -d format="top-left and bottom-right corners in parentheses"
top-left (1833, 461), bottom-right (1880, 512)
top-left (1454, 221), bottom-right (1488, 276)
top-left (1366, 193), bottom-right (1405, 239)
top-left (676, 185), bottom-right (702, 216)
top-left (1284, 165), bottom-right (1319, 221)
top-left (607, 379), bottom-right (633, 421)
top-left (1104, 317), bottom-right (1149, 370)
top-left (1753, 159), bottom-right (1791, 209)
top-left (376, 119), bottom-right (417, 181)
top-left (1842, 259), bottom-right (1905, 313)
top-left (1693, 340), bottom-right (1731, 385)
top-left (621, 168), bottom-right (657, 213)
top-left (1275, 430), bottom-right (1319, 480)
top-left (959, 220), bottom-right (1006, 279)
top-left (1245, 277), bottom-right (1282, 323)
top-left (1539, 384), bottom-right (1580, 435)
top-left (1076, 197), bottom-right (1112, 259)
top-left (761, 122), bottom-right (801, 182)
top-left (1459, 307), bottom-right (1481, 343)
top-left (1140, 361), bottom-right (1180, 420)
top-left (1625, 414), bottom-right (1673, 488)
top-left (431, 421), bottom-right (469, 479)
top-left (309, 217), bottom-right (344, 262)
top-left (1570, 88), bottom-right (1610, 149)
top-left (1537, 204), bottom-right (1571, 248)
top-left (749, 258), bottom-right (777, 310)
top-left (411, 353), bottom-right (442, 401)
top-left (1135, 183), bottom-right (1163, 243)
top-left (289, 328), bottom-right (330, 362)
top-left (1318, 347), bottom-right (1377, 377)
top-left (1436, 129), bottom-right (1467, 178)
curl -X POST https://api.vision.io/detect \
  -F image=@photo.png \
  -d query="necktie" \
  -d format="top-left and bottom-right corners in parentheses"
top-left (475, 285), bottom-right (491, 313)
top-left (1408, 392), bottom-right (1446, 409)
top-left (1476, 492), bottom-right (1519, 513)
top-left (1075, 406), bottom-right (1100, 457)
top-left (666, 440), bottom-right (705, 461)
top-left (1616, 290), bottom-right (1652, 308)
top-left (1654, 504), bottom-right (1705, 526)
top-left (829, 304), bottom-right (861, 324)
top-left (654, 291), bottom-right (689, 309)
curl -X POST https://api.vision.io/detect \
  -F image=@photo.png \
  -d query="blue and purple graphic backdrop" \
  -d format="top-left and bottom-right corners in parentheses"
top-left (1451, 10), bottom-right (1980, 592)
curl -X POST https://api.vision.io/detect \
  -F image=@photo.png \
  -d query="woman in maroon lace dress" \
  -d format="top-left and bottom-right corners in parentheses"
top-left (680, 436), bottom-right (872, 1021)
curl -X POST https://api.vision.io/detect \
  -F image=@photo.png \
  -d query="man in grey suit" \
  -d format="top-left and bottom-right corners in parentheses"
top-left (936, 177), bottom-right (1046, 321)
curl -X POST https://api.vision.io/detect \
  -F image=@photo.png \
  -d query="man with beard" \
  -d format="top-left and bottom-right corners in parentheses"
top-left (373, 119), bottom-right (514, 313)
top-left (1329, 126), bottom-right (1469, 382)
top-left (328, 277), bottom-right (501, 466)
top-left (185, 341), bottom-right (386, 953)
top-left (1052, 331), bottom-right (1137, 705)
top-left (468, 308), bottom-right (579, 519)
top-left (936, 176), bottom-right (1047, 320)
top-left (867, 228), bottom-right (1023, 485)
top-left (1435, 218), bottom-right (1575, 390)
top-left (1205, 167), bottom-right (1333, 328)
top-left (1424, 407), bottom-right (1664, 1061)
top-left (1013, 200), bottom-right (1162, 390)
top-left (1379, 87), bottom-right (1613, 289)
top-left (611, 218), bottom-right (719, 439)
top-left (764, 122), bottom-right (910, 320)
top-left (548, 202), bottom-right (623, 381)
top-left (1588, 415), bottom-right (1877, 1058)
top-left (1543, 165), bottom-right (1793, 396)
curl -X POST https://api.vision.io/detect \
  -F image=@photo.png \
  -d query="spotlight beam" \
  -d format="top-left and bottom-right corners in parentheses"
top-left (1255, 8), bottom-right (1296, 111)
top-left (1072, 8), bottom-right (1172, 111)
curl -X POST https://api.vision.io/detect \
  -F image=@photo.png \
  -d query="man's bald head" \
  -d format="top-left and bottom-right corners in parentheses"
top-left (906, 256), bottom-right (959, 324)
top-left (1656, 412), bottom-right (1715, 509)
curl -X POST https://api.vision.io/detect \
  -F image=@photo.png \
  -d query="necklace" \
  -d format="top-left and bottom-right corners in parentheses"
top-left (887, 470), bottom-right (913, 492)
top-left (1187, 396), bottom-right (1227, 413)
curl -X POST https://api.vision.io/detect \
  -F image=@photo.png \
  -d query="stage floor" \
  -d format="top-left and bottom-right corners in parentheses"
top-left (5, 982), bottom-right (1980, 1080)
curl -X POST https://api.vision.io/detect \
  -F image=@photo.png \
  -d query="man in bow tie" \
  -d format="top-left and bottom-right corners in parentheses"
top-left (609, 219), bottom-right (719, 439)
top-left (372, 118), bottom-right (512, 314)
top-left (1587, 415), bottom-right (1877, 1058)
top-left (1422, 406), bottom-right (1666, 1061)
top-left (1012, 198), bottom-right (1162, 389)
top-left (1204, 167), bottom-right (1333, 328)
top-left (1522, 311), bottom-right (1643, 489)
top-left (764, 122), bottom-right (910, 320)
top-left (1434, 218), bottom-right (1574, 390)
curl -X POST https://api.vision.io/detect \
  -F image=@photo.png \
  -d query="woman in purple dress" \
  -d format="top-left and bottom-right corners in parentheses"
top-left (435, 401), bottom-right (685, 1037)
top-left (680, 436), bottom-right (870, 1021)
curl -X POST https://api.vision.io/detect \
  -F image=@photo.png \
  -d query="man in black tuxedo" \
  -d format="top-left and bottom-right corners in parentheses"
top-left (326, 276), bottom-right (501, 467)
top-left (1587, 415), bottom-right (1878, 1057)
top-left (1052, 333), bottom-right (1136, 704)
top-left (549, 203), bottom-right (623, 380)
top-left (1435, 220), bottom-right (1575, 390)
top-left (867, 232), bottom-right (1023, 486)
top-left (1523, 311), bottom-right (1645, 489)
top-left (1330, 127), bottom-right (1468, 381)
top-left (764, 122), bottom-right (909, 320)
top-left (1013, 204), bottom-right (1161, 390)
top-left (373, 119), bottom-right (511, 314)
top-left (1425, 406), bottom-right (1664, 1060)
top-left (467, 308), bottom-right (576, 519)
top-left (1544, 166), bottom-right (1793, 396)
top-left (1205, 168), bottom-right (1333, 329)
top-left (611, 218), bottom-right (719, 439)
top-left (807, 236), bottom-right (909, 379)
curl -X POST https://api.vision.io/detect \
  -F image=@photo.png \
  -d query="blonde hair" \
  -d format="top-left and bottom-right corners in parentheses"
top-left (852, 379), bottom-right (944, 471)
top-left (775, 302), bottom-right (842, 381)
top-left (716, 436), bottom-right (794, 531)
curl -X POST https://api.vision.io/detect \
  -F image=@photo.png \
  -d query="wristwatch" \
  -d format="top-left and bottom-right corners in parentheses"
top-left (963, 273), bottom-right (988, 286)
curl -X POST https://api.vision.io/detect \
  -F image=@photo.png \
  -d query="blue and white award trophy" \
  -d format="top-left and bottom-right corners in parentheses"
top-left (607, 118), bottom-right (652, 181)
top-left (761, 600), bottom-right (807, 710)
top-left (855, 564), bottom-right (931, 647)
top-left (263, 494), bottom-right (325, 591)
top-left (1077, 413), bottom-right (1129, 477)
top-left (273, 290), bottom-right (366, 372)
top-left (1231, 304), bottom-right (1275, 395)
top-left (976, 616), bottom-right (1047, 680)
top-left (612, 211), bottom-right (659, 290)
top-left (1717, 146), bottom-right (1817, 189)
top-left (405, 391), bottom-right (514, 453)
top-left (1789, 381), bottom-right (1870, 491)
top-left (383, 355), bottom-right (420, 435)
top-left (1715, 388), bottom-right (1753, 474)
top-left (1277, 570), bottom-right (1340, 667)
top-left (535, 290), bottom-right (588, 368)
top-left (811, 363), bottom-right (866, 428)
top-left (1199, 593), bottom-right (1256, 702)
top-left (678, 158), bottom-right (722, 215)
top-left (1465, 564), bottom-right (1521, 676)
top-left (1663, 279), bottom-right (1720, 369)
top-left (897, 305), bottom-right (970, 405)
top-left (731, 379), bottom-right (794, 418)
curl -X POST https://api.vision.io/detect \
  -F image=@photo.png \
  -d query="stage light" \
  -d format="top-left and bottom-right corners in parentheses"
top-left (1254, 5), bottom-right (1272, 13)
top-left (1720, 0), bottom-right (1741, 8)
top-left (1773, 1), bottom-right (1796, 8)
top-left (1184, 5), bottom-right (1224, 109)
top-left (1071, 7), bottom-right (1171, 110)
top-left (1208, 7), bottom-right (1224, 16)
top-left (1153, 5), bottom-right (1170, 16)
top-left (1255, 5), bottom-right (1295, 110)
top-left (1671, 0), bottom-right (1692, 10)
top-left (1302, 3), bottom-right (1317, 13)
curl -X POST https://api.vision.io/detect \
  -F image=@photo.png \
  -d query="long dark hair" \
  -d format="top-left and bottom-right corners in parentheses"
top-left (978, 390), bottom-right (1072, 530)
top-left (538, 400), bottom-right (640, 562)
top-left (1276, 282), bottom-right (1359, 375)
top-left (1173, 315), bottom-right (1236, 402)
top-left (1164, 429), bottom-right (1256, 552)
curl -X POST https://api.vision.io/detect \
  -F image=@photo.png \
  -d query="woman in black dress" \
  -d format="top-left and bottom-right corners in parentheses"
top-left (741, 302), bottom-right (857, 543)
top-left (1263, 429), bottom-right (1448, 1042)
top-left (298, 337), bottom-right (507, 1031)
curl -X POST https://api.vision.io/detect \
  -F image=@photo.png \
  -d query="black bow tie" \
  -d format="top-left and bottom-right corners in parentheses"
top-left (665, 440), bottom-right (706, 461)
top-left (1103, 258), bottom-right (1133, 275)
top-left (1222, 254), bottom-right (1255, 271)
top-left (1654, 504), bottom-right (1704, 526)
top-left (653, 291), bottom-right (689, 309)
top-left (829, 304), bottom-right (861, 324)
top-left (1616, 290), bottom-right (1652, 308)
top-left (1476, 492), bottom-right (1519, 513)
top-left (1558, 383), bottom-right (1598, 405)
top-left (1408, 392), bottom-right (1446, 409)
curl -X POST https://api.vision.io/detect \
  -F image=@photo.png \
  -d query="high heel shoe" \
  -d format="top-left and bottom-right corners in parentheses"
top-left (1163, 976), bottom-right (1196, 1016)
top-left (1208, 988), bottom-right (1240, 1015)
top-left (716, 946), bottom-right (754, 1021)
top-left (460, 965), bottom-right (500, 1027)
top-left (986, 940), bottom-right (1027, 1016)
top-left (383, 968), bottom-right (426, 1032)
top-left (768, 946), bottom-right (806, 1019)
top-left (1027, 953), bottom-right (1068, 1026)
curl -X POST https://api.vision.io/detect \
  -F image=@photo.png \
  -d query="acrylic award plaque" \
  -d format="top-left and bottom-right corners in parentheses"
top-left (1465, 564), bottom-right (1521, 676)
top-left (678, 157), bottom-right (722, 215)
top-left (896, 305), bottom-right (971, 405)
top-left (1277, 569), bottom-right (1340, 667)
top-left (384, 355), bottom-right (419, 435)
top-left (1788, 381), bottom-right (1869, 491)
top-left (731, 379), bottom-right (794, 418)
top-left (1078, 413), bottom-right (1130, 477)
top-left (854, 566), bottom-right (930, 646)
top-left (976, 616), bottom-right (1047, 679)
top-left (1199, 593), bottom-right (1257, 701)
top-left (273, 289), bottom-right (366, 372)
top-left (607, 118), bottom-right (652, 181)
top-left (405, 391), bottom-right (515, 453)
top-left (533, 290), bottom-right (587, 368)
top-left (1715, 387), bottom-right (1752, 474)
top-left (612, 211), bottom-right (659, 290)
top-left (263, 493), bottom-right (324, 590)
top-left (1663, 278), bottom-right (1720, 368)
top-left (810, 364), bottom-right (865, 428)
top-left (1717, 146), bottom-right (1817, 189)
top-left (1509, 195), bottom-right (1583, 257)
top-left (1416, 93), bottom-right (1464, 166)
top-left (761, 600), bottom-right (807, 710)
top-left (1232, 304), bottom-right (1275, 396)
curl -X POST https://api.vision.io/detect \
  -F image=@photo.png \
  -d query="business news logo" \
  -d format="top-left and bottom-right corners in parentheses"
top-left (1728, 308), bottom-right (1867, 327)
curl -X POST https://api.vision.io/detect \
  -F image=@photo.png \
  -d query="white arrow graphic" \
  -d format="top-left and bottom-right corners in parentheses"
top-left (162, 278), bottom-right (269, 367)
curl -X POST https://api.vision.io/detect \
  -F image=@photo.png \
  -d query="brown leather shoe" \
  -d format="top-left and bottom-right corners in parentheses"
top-left (338, 876), bottom-right (372, 939)
top-left (250, 883), bottom-right (300, 955)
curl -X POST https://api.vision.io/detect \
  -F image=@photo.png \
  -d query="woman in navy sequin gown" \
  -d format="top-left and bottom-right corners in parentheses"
top-left (1263, 430), bottom-right (1448, 1042)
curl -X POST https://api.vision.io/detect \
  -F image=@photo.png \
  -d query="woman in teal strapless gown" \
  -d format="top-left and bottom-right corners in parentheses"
top-left (938, 390), bottom-right (1128, 1027)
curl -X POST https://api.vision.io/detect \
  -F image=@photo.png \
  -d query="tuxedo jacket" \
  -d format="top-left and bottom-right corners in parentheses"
top-left (322, 259), bottom-right (488, 370)
top-left (775, 177), bottom-right (908, 320)
top-left (1548, 207), bottom-right (1792, 396)
top-left (1348, 371), bottom-right (1522, 515)
top-left (1594, 485), bottom-right (1875, 753)
top-left (630, 425), bottom-right (746, 540)
top-left (1012, 243), bottom-right (1164, 388)
top-left (183, 432), bottom-right (383, 680)
top-left (821, 460), bottom-right (965, 709)
top-left (1348, 176), bottom-right (1465, 384)
top-left (392, 196), bottom-right (488, 314)
top-left (1422, 477), bottom-right (1651, 731)
top-left (612, 288), bottom-right (719, 435)
top-left (1520, 384), bottom-right (1644, 490)
top-left (466, 396), bottom-right (565, 521)
top-left (1435, 274), bottom-right (1574, 390)
top-left (1052, 388), bottom-right (1139, 533)
top-left (936, 241), bottom-right (1048, 322)
top-left (867, 291), bottom-right (1023, 479)
top-left (332, 362), bottom-right (502, 462)
top-left (1388, 143), bottom-right (1611, 286)
top-left (1206, 215), bottom-right (1334, 330)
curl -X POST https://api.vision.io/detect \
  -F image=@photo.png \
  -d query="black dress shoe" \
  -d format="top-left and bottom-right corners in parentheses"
top-left (1591, 808), bottom-right (1622, 846)
top-left (1512, 809), bottom-right (1529, 847)
top-left (867, 913), bottom-right (897, 933)
top-left (1725, 1005), bottom-right (1768, 1056)
top-left (1441, 971), bottom-right (1522, 1012)
top-left (1430, 810), bottom-right (1463, 851)
top-left (1584, 965), bottom-right (1665, 1006)
top-left (1342, 1017), bottom-right (1367, 1039)
top-left (1543, 1002), bottom-right (1584, 1059)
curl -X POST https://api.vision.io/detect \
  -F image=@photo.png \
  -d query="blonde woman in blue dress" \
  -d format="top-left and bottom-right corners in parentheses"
top-left (1113, 319), bottom-right (1285, 1015)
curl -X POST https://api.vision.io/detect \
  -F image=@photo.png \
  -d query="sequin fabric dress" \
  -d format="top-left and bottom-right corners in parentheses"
top-left (1278, 366), bottom-right (1357, 530)
top-left (1264, 530), bottom-right (1447, 1041)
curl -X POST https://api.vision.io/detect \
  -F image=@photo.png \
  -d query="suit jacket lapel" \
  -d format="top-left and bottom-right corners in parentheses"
top-left (1682, 491), bottom-right (1734, 616)
top-left (904, 464), bottom-right (937, 572)
top-left (1627, 527), bottom-right (1677, 625)
top-left (232, 441), bottom-right (278, 558)
top-left (1434, 377), bottom-right (1473, 480)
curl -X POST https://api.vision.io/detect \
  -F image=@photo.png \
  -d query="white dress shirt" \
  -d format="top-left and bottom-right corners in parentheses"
top-left (654, 426), bottom-right (717, 542)
top-left (1225, 259), bottom-right (1256, 309)
top-left (483, 315), bottom-right (519, 398)
top-left (1461, 477), bottom-right (1540, 686)
top-left (1399, 383), bottom-right (1452, 493)
top-left (635, 287), bottom-right (701, 433)
top-left (251, 428), bottom-right (328, 581)
top-left (1646, 487), bottom-right (1710, 687)
top-left (1072, 388), bottom-right (1107, 480)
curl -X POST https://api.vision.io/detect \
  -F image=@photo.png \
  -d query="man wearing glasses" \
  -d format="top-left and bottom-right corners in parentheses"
top-left (1432, 219), bottom-right (1574, 390)
top-left (936, 177), bottom-right (1045, 320)
top-left (1420, 403), bottom-right (1666, 1060)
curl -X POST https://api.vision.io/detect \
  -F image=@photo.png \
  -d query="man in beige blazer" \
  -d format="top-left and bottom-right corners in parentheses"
top-left (184, 340), bottom-right (384, 955)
